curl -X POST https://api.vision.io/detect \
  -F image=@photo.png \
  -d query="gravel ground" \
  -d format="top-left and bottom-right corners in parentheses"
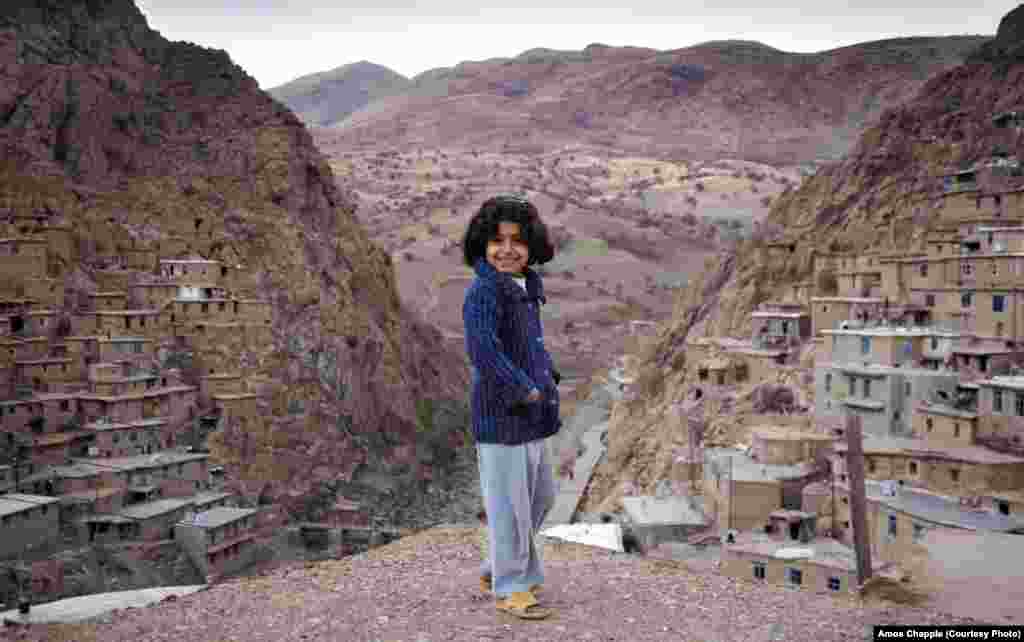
top-left (13, 528), bottom-right (980, 642)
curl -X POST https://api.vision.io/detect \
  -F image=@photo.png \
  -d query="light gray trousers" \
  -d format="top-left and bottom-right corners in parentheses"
top-left (477, 437), bottom-right (556, 598)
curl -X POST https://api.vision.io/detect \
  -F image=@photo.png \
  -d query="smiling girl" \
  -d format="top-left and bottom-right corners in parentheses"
top-left (461, 195), bottom-right (576, 620)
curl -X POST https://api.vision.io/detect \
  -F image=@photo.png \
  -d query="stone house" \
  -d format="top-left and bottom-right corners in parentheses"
top-left (76, 384), bottom-right (198, 436)
top-left (913, 402), bottom-right (978, 448)
top-left (624, 495), bottom-right (708, 552)
top-left (822, 324), bottom-right (960, 368)
top-left (0, 393), bottom-right (80, 434)
top-left (175, 506), bottom-right (259, 581)
top-left (703, 448), bottom-right (823, 532)
top-left (70, 452), bottom-right (211, 500)
top-left (750, 426), bottom-right (835, 467)
top-left (721, 530), bottom-right (885, 595)
top-left (815, 361), bottom-right (959, 438)
top-left (830, 435), bottom-right (1024, 495)
top-left (810, 297), bottom-right (885, 335)
top-left (84, 496), bottom-right (196, 543)
top-left (975, 376), bottom-right (1024, 452)
top-left (806, 480), bottom-right (1024, 565)
top-left (0, 493), bottom-right (61, 558)
top-left (83, 417), bottom-right (166, 458)
top-left (750, 302), bottom-right (811, 350)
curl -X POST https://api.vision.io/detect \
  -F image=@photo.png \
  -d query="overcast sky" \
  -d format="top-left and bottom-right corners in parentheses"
top-left (134, 1), bottom-right (1017, 89)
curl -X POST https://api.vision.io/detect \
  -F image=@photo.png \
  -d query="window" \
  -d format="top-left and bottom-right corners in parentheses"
top-left (992, 262), bottom-right (999, 277)
top-left (909, 461), bottom-right (918, 475)
top-left (954, 423), bottom-right (960, 438)
top-left (919, 264), bottom-right (928, 277)
top-left (998, 500), bottom-right (1010, 516)
top-left (828, 577), bottom-right (842, 591)
top-left (753, 562), bottom-right (766, 580)
top-left (113, 433), bottom-right (120, 443)
top-left (926, 418), bottom-right (933, 432)
top-left (863, 379), bottom-right (871, 398)
top-left (994, 295), bottom-right (1006, 313)
top-left (1017, 393), bottom-right (1024, 417)
top-left (904, 382), bottom-right (911, 397)
top-left (867, 458), bottom-right (876, 473)
top-left (961, 262), bottom-right (973, 275)
top-left (888, 514), bottom-right (898, 537)
top-left (913, 524), bottom-right (925, 542)
top-left (60, 400), bottom-right (69, 411)
top-left (825, 373), bottom-right (832, 392)
top-left (961, 292), bottom-right (973, 308)
top-left (925, 294), bottom-right (936, 308)
top-left (786, 568), bottom-right (802, 587)
top-left (950, 469), bottom-right (960, 483)
top-left (994, 389), bottom-right (1004, 413)
top-left (861, 336), bottom-right (871, 355)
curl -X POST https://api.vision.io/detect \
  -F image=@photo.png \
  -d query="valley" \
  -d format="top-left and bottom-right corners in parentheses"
top-left (315, 136), bottom-right (802, 409)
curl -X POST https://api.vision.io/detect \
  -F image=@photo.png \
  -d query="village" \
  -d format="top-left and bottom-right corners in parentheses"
top-left (602, 147), bottom-right (1024, 597)
top-left (3, 120), bottom-right (1024, 619)
top-left (0, 212), bottom-right (375, 611)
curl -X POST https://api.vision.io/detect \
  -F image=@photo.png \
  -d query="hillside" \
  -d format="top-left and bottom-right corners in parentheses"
top-left (585, 7), bottom-right (1024, 513)
top-left (0, 0), bottom-right (470, 522)
top-left (266, 61), bottom-right (410, 127)
top-left (286, 36), bottom-right (989, 164)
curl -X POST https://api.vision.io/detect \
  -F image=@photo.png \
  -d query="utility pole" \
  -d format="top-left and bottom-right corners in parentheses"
top-left (845, 414), bottom-right (873, 588)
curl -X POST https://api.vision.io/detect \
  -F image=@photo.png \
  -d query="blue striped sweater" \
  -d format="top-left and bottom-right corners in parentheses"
top-left (463, 257), bottom-right (562, 445)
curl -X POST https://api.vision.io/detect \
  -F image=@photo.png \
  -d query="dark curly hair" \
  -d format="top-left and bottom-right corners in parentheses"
top-left (461, 195), bottom-right (555, 268)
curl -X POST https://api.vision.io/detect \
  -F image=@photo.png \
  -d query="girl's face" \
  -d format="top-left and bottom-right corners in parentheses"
top-left (486, 221), bottom-right (530, 274)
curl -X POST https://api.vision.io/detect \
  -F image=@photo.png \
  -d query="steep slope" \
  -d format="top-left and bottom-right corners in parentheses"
top-left (0, 1), bottom-right (469, 514)
top-left (324, 36), bottom-right (987, 164)
top-left (267, 61), bottom-right (410, 127)
top-left (585, 10), bottom-right (1024, 512)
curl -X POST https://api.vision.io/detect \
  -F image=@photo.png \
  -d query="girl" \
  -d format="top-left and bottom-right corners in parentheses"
top-left (462, 195), bottom-right (575, 620)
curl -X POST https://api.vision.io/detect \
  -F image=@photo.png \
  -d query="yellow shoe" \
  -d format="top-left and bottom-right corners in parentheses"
top-left (480, 574), bottom-right (540, 594)
top-left (495, 591), bottom-right (552, 620)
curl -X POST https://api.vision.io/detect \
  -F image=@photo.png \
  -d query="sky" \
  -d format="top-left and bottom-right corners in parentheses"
top-left (134, 1), bottom-right (1019, 90)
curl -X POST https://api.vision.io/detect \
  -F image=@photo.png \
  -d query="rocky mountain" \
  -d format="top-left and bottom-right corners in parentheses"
top-left (267, 61), bottom-right (410, 127)
top-left (287, 36), bottom-right (988, 164)
top-left (585, 7), bottom-right (1024, 512)
top-left (0, 1), bottom-right (470, 515)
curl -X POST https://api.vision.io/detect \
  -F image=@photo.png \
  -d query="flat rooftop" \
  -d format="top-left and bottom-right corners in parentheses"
top-left (852, 480), bottom-right (1024, 532)
top-left (69, 451), bottom-right (208, 471)
top-left (117, 497), bottom-right (195, 520)
top-left (834, 435), bottom-right (1024, 465)
top-left (622, 495), bottom-right (707, 527)
top-left (706, 448), bottom-right (818, 483)
top-left (181, 506), bottom-right (258, 529)
top-left (0, 493), bottom-right (61, 517)
top-left (979, 376), bottom-right (1024, 390)
top-left (725, 532), bottom-right (888, 572)
top-left (823, 361), bottom-right (959, 378)
top-left (822, 326), bottom-right (960, 338)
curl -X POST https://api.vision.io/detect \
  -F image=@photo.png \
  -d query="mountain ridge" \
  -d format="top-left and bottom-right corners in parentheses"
top-left (282, 35), bottom-right (989, 164)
